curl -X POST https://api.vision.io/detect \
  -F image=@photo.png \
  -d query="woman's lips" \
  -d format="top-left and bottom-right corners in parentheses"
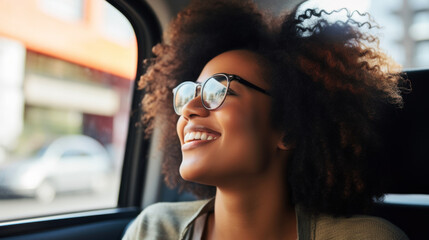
top-left (182, 127), bottom-right (221, 150)
top-left (181, 138), bottom-right (218, 151)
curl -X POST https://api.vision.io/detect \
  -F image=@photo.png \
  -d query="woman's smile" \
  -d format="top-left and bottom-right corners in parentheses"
top-left (181, 136), bottom-right (218, 151)
top-left (181, 125), bottom-right (221, 150)
top-left (184, 131), bottom-right (218, 142)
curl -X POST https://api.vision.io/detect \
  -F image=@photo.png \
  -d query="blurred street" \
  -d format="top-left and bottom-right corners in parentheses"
top-left (0, 182), bottom-right (119, 222)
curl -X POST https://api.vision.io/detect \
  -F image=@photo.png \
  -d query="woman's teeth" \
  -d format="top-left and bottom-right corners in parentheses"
top-left (184, 131), bottom-right (218, 142)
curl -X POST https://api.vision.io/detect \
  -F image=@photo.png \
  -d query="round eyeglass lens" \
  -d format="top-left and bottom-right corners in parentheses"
top-left (202, 75), bottom-right (228, 109)
top-left (175, 83), bottom-right (196, 114)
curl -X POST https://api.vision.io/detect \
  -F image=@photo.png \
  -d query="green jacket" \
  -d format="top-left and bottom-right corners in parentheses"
top-left (122, 198), bottom-right (408, 240)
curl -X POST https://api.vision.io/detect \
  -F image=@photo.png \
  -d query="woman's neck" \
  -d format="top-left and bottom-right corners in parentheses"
top-left (203, 171), bottom-right (297, 240)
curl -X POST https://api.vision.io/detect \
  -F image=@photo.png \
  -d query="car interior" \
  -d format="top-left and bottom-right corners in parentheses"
top-left (0, 0), bottom-right (428, 239)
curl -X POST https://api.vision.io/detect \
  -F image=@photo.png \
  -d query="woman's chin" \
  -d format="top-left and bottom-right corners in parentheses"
top-left (179, 162), bottom-right (209, 184)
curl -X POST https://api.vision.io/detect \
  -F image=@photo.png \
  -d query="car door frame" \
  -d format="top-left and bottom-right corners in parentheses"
top-left (0, 0), bottom-right (160, 238)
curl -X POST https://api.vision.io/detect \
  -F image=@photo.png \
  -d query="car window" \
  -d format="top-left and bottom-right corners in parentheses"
top-left (61, 150), bottom-right (90, 158)
top-left (0, 0), bottom-right (137, 221)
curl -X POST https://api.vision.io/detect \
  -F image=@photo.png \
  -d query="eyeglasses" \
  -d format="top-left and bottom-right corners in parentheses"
top-left (172, 73), bottom-right (270, 115)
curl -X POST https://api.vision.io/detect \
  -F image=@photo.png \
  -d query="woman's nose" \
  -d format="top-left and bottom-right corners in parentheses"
top-left (181, 94), bottom-right (210, 119)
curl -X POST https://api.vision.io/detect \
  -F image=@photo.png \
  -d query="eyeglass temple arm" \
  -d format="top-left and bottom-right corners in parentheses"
top-left (230, 75), bottom-right (270, 95)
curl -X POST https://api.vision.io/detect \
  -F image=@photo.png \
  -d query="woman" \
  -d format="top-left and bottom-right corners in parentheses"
top-left (123, 0), bottom-right (410, 239)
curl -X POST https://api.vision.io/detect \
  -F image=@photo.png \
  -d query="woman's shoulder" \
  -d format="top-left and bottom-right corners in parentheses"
top-left (140, 199), bottom-right (211, 219)
top-left (314, 214), bottom-right (409, 240)
top-left (122, 199), bottom-right (213, 240)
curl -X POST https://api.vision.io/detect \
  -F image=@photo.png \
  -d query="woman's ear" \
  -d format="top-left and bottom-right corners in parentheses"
top-left (277, 134), bottom-right (295, 151)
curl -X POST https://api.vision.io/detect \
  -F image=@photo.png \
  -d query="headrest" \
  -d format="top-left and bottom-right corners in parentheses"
top-left (383, 69), bottom-right (429, 194)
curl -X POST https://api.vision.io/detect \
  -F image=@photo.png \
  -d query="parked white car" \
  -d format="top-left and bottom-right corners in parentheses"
top-left (0, 135), bottom-right (112, 202)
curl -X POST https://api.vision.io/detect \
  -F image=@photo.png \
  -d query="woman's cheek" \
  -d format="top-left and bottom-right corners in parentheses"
top-left (216, 104), bottom-right (267, 172)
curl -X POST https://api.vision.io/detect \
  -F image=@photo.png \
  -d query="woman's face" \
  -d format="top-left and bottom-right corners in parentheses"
top-left (176, 49), bottom-right (284, 187)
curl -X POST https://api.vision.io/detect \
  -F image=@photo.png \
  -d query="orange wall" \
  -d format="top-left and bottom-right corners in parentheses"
top-left (0, 0), bottom-right (138, 79)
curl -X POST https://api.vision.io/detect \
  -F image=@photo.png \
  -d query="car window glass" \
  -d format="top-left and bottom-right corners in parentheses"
top-left (0, 0), bottom-right (137, 221)
top-left (61, 150), bottom-right (90, 158)
top-left (300, 0), bottom-right (429, 69)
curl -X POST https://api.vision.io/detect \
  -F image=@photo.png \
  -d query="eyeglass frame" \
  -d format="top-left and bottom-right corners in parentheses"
top-left (172, 73), bottom-right (270, 115)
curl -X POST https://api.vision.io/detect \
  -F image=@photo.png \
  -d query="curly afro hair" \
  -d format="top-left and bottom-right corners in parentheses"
top-left (138, 0), bottom-right (410, 216)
